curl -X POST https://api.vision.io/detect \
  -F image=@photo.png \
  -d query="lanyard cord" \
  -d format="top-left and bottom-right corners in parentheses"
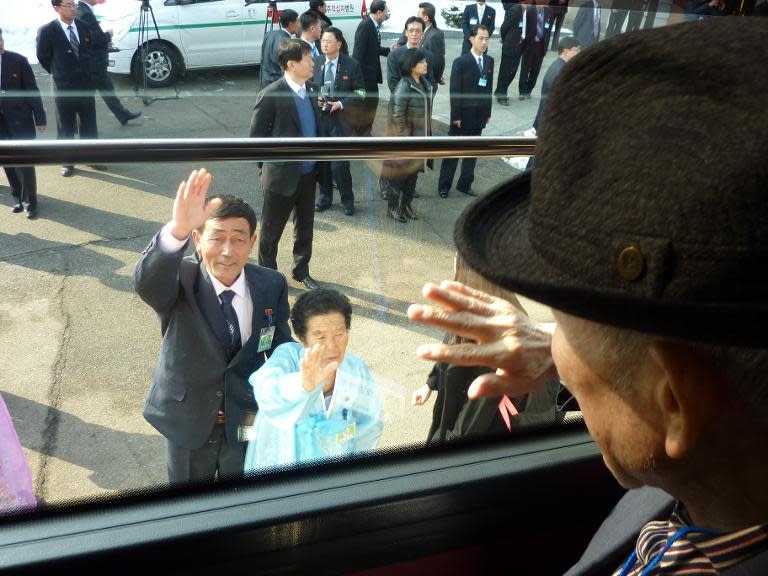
top-left (618, 525), bottom-right (723, 576)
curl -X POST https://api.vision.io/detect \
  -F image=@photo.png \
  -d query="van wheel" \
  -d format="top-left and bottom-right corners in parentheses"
top-left (133, 41), bottom-right (180, 88)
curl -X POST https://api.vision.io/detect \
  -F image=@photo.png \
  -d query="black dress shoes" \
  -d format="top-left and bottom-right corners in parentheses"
top-left (119, 110), bottom-right (142, 126)
top-left (438, 189), bottom-right (449, 198)
top-left (343, 204), bottom-right (355, 216)
top-left (314, 201), bottom-right (331, 212)
top-left (61, 166), bottom-right (74, 177)
top-left (25, 207), bottom-right (37, 220)
top-left (88, 164), bottom-right (109, 171)
top-left (296, 275), bottom-right (320, 290)
top-left (11, 204), bottom-right (23, 213)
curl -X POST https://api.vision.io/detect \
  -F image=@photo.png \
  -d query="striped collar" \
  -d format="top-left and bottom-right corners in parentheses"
top-left (615, 504), bottom-right (768, 575)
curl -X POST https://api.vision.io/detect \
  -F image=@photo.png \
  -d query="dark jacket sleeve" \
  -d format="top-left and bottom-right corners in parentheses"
top-left (133, 232), bottom-right (187, 316)
top-left (20, 56), bottom-right (47, 127)
top-left (36, 25), bottom-right (52, 74)
top-left (271, 274), bottom-right (292, 353)
top-left (487, 6), bottom-right (497, 36)
top-left (391, 81), bottom-right (411, 136)
top-left (249, 87), bottom-right (275, 137)
top-left (462, 5), bottom-right (474, 38)
top-left (482, 56), bottom-right (494, 121)
top-left (428, 30), bottom-right (446, 80)
top-left (449, 57), bottom-right (463, 123)
top-left (386, 49), bottom-right (401, 93)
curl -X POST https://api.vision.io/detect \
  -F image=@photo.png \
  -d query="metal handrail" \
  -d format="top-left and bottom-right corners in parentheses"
top-left (0, 136), bottom-right (536, 166)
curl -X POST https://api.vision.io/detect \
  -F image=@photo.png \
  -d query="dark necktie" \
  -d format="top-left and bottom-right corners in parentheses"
top-left (477, 56), bottom-right (483, 73)
top-left (220, 290), bottom-right (242, 357)
top-left (68, 25), bottom-right (80, 59)
top-left (324, 60), bottom-right (335, 84)
top-left (376, 24), bottom-right (381, 46)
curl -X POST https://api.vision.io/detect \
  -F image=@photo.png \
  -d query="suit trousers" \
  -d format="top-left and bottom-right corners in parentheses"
top-left (318, 160), bottom-right (354, 208)
top-left (258, 171), bottom-right (316, 281)
top-left (519, 43), bottom-right (546, 96)
top-left (96, 72), bottom-right (131, 122)
top-left (439, 126), bottom-right (482, 193)
top-left (626, 9), bottom-right (645, 31)
top-left (550, 8), bottom-right (567, 50)
top-left (166, 424), bottom-right (245, 484)
top-left (0, 117), bottom-right (38, 209)
top-left (54, 92), bottom-right (98, 141)
top-left (495, 48), bottom-right (523, 96)
top-left (606, 10), bottom-right (629, 37)
top-left (358, 91), bottom-right (379, 137)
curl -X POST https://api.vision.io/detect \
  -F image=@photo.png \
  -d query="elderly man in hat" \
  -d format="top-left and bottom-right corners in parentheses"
top-left (409, 18), bottom-right (768, 575)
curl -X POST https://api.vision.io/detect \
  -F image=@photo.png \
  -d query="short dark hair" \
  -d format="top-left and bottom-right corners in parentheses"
top-left (370, 0), bottom-right (387, 15)
top-left (300, 10), bottom-right (320, 32)
top-left (309, 0), bottom-right (326, 9)
top-left (323, 26), bottom-right (350, 54)
top-left (199, 194), bottom-right (258, 236)
top-left (418, 2), bottom-right (437, 26)
top-left (470, 24), bottom-right (490, 38)
top-left (558, 36), bottom-right (581, 53)
top-left (404, 16), bottom-right (426, 32)
top-left (51, 0), bottom-right (65, 6)
top-left (400, 47), bottom-right (428, 76)
top-left (279, 9), bottom-right (299, 29)
top-left (277, 38), bottom-right (311, 70)
top-left (291, 289), bottom-right (352, 341)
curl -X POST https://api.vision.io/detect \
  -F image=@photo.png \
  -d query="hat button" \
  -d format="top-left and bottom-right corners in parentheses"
top-left (617, 246), bottom-right (645, 282)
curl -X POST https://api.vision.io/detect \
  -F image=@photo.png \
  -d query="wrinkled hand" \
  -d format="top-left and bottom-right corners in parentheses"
top-left (301, 343), bottom-right (339, 393)
top-left (169, 168), bottom-right (218, 240)
top-left (411, 384), bottom-right (432, 406)
top-left (407, 281), bottom-right (557, 399)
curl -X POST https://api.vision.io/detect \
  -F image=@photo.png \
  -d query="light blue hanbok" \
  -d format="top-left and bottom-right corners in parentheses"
top-left (244, 342), bottom-right (383, 472)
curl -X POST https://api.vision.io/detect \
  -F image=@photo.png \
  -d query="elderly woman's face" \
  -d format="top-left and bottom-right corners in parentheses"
top-left (301, 312), bottom-right (349, 367)
top-left (414, 58), bottom-right (428, 76)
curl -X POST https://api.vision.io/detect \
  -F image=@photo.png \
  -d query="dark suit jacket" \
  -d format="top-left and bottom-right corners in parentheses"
top-left (422, 26), bottom-right (446, 81)
top-left (352, 16), bottom-right (390, 91)
top-left (533, 55), bottom-right (566, 130)
top-left (312, 53), bottom-right (364, 137)
top-left (522, 5), bottom-right (554, 51)
top-left (462, 3), bottom-right (497, 52)
top-left (76, 1), bottom-right (111, 70)
top-left (386, 45), bottom-right (437, 93)
top-left (134, 234), bottom-right (292, 450)
top-left (249, 78), bottom-right (324, 196)
top-left (448, 51), bottom-right (494, 130)
top-left (500, 4), bottom-right (525, 53)
top-left (0, 51), bottom-right (47, 138)
top-left (36, 19), bottom-right (97, 90)
top-left (572, 0), bottom-right (602, 49)
top-left (259, 29), bottom-right (290, 91)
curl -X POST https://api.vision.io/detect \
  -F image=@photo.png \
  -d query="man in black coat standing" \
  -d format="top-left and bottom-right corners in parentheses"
top-left (250, 40), bottom-right (324, 291)
top-left (572, 0), bottom-right (602, 50)
top-left (313, 27), bottom-right (365, 216)
top-left (518, 2), bottom-right (553, 99)
top-left (76, 0), bottom-right (140, 126)
top-left (352, 0), bottom-right (390, 137)
top-left (438, 25), bottom-right (493, 199)
top-left (462, 0), bottom-right (496, 53)
top-left (37, 0), bottom-right (99, 178)
top-left (494, 1), bottom-right (525, 105)
top-left (259, 9), bottom-right (299, 91)
top-left (0, 28), bottom-right (46, 220)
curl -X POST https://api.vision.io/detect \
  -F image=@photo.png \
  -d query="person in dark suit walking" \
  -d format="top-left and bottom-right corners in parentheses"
top-left (0, 29), bottom-right (47, 220)
top-left (438, 25), bottom-right (493, 199)
top-left (518, 2), bottom-right (553, 99)
top-left (494, 1), bottom-right (525, 105)
top-left (532, 36), bottom-right (580, 132)
top-left (259, 9), bottom-right (299, 91)
top-left (76, 0), bottom-right (140, 126)
top-left (548, 0), bottom-right (570, 50)
top-left (352, 0), bottom-right (390, 137)
top-left (134, 169), bottom-right (292, 483)
top-left (313, 27), bottom-right (365, 216)
top-left (462, 1), bottom-right (496, 53)
top-left (36, 0), bottom-right (99, 178)
top-left (250, 39), bottom-right (324, 291)
top-left (572, 0), bottom-right (602, 50)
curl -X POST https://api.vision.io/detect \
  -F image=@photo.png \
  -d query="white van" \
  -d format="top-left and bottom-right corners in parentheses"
top-left (97, 0), bottom-right (369, 88)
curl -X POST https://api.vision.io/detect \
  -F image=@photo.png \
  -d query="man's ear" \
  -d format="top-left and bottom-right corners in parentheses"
top-left (249, 231), bottom-right (258, 250)
top-left (191, 228), bottom-right (202, 255)
top-left (649, 341), bottom-right (719, 461)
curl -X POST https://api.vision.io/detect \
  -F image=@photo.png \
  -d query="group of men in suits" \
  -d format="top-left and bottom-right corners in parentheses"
top-left (0, 28), bottom-right (47, 220)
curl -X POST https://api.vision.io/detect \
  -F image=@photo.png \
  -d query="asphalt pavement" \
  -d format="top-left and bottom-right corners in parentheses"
top-left (0, 33), bottom-right (555, 507)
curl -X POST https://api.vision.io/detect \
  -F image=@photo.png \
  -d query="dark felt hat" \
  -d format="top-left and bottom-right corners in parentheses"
top-left (455, 18), bottom-right (768, 347)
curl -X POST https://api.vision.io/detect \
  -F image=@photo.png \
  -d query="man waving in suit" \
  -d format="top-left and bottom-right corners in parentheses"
top-left (0, 28), bottom-right (46, 220)
top-left (134, 169), bottom-right (292, 483)
top-left (250, 39), bottom-right (324, 291)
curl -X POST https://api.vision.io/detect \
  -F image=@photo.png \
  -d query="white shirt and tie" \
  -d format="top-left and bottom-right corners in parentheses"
top-left (476, 2), bottom-right (486, 23)
top-left (302, 37), bottom-right (319, 59)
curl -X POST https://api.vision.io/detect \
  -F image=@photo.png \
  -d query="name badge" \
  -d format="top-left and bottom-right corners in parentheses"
top-left (257, 326), bottom-right (275, 353)
top-left (478, 77), bottom-right (488, 87)
top-left (335, 421), bottom-right (357, 444)
top-left (545, 22), bottom-right (552, 29)
top-left (519, 21), bottom-right (523, 28)
top-left (470, 17), bottom-right (478, 24)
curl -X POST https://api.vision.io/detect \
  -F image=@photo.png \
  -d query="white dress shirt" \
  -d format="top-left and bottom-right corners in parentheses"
top-left (158, 224), bottom-right (253, 344)
top-left (58, 18), bottom-right (80, 42)
top-left (284, 74), bottom-right (307, 97)
top-left (477, 2), bottom-right (486, 23)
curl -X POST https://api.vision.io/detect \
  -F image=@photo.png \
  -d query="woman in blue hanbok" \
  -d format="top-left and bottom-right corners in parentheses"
top-left (244, 289), bottom-right (383, 472)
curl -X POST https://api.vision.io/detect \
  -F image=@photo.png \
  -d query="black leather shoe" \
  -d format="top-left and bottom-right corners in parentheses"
top-left (314, 202), bottom-right (331, 212)
top-left (25, 208), bottom-right (37, 220)
top-left (88, 164), bottom-right (108, 171)
top-left (438, 190), bottom-right (449, 198)
top-left (458, 188), bottom-right (479, 197)
top-left (61, 166), bottom-right (74, 177)
top-left (496, 95), bottom-right (510, 106)
top-left (403, 204), bottom-right (420, 220)
top-left (11, 204), bottom-right (23, 213)
top-left (388, 207), bottom-right (407, 222)
top-left (343, 204), bottom-right (355, 216)
top-left (119, 110), bottom-right (142, 126)
top-left (296, 275), bottom-right (320, 290)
